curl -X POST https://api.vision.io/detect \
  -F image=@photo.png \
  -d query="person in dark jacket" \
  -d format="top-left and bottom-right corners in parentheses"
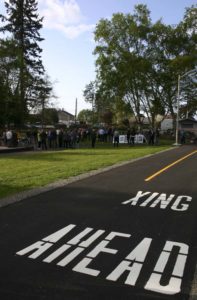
top-left (40, 129), bottom-right (47, 150)
top-left (113, 129), bottom-right (119, 147)
top-left (91, 129), bottom-right (97, 148)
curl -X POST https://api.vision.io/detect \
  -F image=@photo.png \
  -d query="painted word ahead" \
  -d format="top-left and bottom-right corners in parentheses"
top-left (16, 224), bottom-right (189, 296)
top-left (122, 191), bottom-right (192, 211)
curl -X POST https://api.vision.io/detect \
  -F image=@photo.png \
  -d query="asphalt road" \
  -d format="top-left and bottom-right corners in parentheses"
top-left (0, 145), bottom-right (196, 300)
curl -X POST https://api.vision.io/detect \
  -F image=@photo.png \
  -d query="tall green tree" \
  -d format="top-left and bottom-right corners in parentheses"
top-left (93, 5), bottom-right (153, 125)
top-left (0, 38), bottom-right (20, 126)
top-left (147, 5), bottom-right (197, 125)
top-left (91, 4), bottom-right (196, 129)
top-left (83, 81), bottom-right (107, 122)
top-left (0, 0), bottom-right (45, 125)
top-left (36, 75), bottom-right (55, 127)
top-left (178, 5), bottom-right (197, 118)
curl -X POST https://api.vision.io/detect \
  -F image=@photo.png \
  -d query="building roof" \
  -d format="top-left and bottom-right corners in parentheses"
top-left (179, 118), bottom-right (197, 123)
top-left (58, 110), bottom-right (74, 118)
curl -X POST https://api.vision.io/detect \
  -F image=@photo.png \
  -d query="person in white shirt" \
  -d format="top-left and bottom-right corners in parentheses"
top-left (6, 129), bottom-right (13, 147)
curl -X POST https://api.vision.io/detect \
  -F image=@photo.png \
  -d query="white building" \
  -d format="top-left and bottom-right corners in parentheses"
top-left (58, 110), bottom-right (75, 126)
top-left (160, 117), bottom-right (173, 132)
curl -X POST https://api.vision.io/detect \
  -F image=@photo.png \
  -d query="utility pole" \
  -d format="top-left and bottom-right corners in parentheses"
top-left (174, 75), bottom-right (181, 146)
top-left (75, 98), bottom-right (78, 124)
top-left (173, 68), bottom-right (197, 146)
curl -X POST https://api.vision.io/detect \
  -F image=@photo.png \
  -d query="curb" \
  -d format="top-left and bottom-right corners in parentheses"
top-left (0, 146), bottom-right (34, 153)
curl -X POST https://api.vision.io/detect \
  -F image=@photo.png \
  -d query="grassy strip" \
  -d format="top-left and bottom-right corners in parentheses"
top-left (0, 145), bottom-right (171, 199)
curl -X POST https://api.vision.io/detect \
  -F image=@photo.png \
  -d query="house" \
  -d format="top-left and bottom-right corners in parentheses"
top-left (178, 118), bottom-right (197, 136)
top-left (160, 116), bottom-right (173, 132)
top-left (57, 109), bottom-right (75, 126)
top-left (129, 115), bottom-right (174, 132)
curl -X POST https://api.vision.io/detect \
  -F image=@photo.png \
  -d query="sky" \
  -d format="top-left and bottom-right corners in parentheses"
top-left (0, 0), bottom-right (196, 115)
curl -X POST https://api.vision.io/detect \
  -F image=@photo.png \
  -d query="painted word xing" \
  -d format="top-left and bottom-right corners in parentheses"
top-left (16, 224), bottom-right (189, 295)
top-left (122, 191), bottom-right (192, 211)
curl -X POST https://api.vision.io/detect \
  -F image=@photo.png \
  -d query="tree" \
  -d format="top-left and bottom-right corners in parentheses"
top-left (0, 0), bottom-right (45, 125)
top-left (83, 81), bottom-right (96, 107)
top-left (83, 81), bottom-right (106, 123)
top-left (0, 38), bottom-right (20, 126)
top-left (112, 97), bottom-right (133, 125)
top-left (39, 108), bottom-right (59, 125)
top-left (77, 109), bottom-right (94, 124)
top-left (101, 110), bottom-right (113, 125)
top-left (94, 5), bottom-right (153, 126)
top-left (179, 69), bottom-right (197, 118)
top-left (178, 5), bottom-right (197, 118)
top-left (146, 6), bottom-right (197, 126)
top-left (91, 4), bottom-right (197, 129)
top-left (0, 72), bottom-right (7, 126)
top-left (31, 74), bottom-right (57, 127)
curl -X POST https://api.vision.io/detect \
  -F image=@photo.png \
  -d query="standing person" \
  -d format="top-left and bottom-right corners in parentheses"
top-left (47, 130), bottom-right (52, 149)
top-left (6, 129), bottom-right (13, 147)
top-left (127, 128), bottom-right (131, 145)
top-left (113, 129), bottom-right (119, 147)
top-left (155, 128), bottom-right (160, 145)
top-left (37, 130), bottom-right (41, 149)
top-left (40, 129), bottom-right (47, 150)
top-left (63, 130), bottom-right (71, 149)
top-left (58, 128), bottom-right (64, 148)
top-left (33, 129), bottom-right (38, 149)
top-left (180, 130), bottom-right (186, 144)
top-left (51, 129), bottom-right (57, 149)
top-left (107, 127), bottom-right (113, 142)
top-left (98, 128), bottom-right (105, 142)
top-left (2, 130), bottom-right (7, 146)
top-left (91, 129), bottom-right (97, 148)
top-left (70, 130), bottom-right (77, 148)
top-left (75, 129), bottom-right (80, 149)
top-left (148, 128), bottom-right (155, 145)
top-left (130, 127), bottom-right (136, 145)
top-left (12, 130), bottom-right (18, 147)
top-left (56, 128), bottom-right (60, 147)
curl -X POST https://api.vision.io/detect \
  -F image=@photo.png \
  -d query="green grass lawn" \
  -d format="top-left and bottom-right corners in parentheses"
top-left (0, 145), bottom-right (171, 199)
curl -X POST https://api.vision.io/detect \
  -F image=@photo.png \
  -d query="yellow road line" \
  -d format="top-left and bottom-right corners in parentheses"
top-left (145, 150), bottom-right (197, 182)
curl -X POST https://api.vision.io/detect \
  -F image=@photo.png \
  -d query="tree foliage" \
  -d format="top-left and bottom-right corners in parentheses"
top-left (85, 4), bottom-right (197, 128)
top-left (77, 109), bottom-right (94, 124)
top-left (0, 0), bottom-right (50, 126)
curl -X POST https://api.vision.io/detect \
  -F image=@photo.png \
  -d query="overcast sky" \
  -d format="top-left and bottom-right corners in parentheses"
top-left (0, 0), bottom-right (195, 115)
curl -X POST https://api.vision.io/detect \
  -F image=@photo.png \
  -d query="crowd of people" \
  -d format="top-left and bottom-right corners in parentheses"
top-left (0, 127), bottom-right (115, 150)
top-left (0, 126), bottom-right (162, 150)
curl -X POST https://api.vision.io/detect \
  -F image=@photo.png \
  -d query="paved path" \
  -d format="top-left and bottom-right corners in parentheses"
top-left (0, 145), bottom-right (196, 300)
top-left (0, 145), bottom-right (34, 153)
